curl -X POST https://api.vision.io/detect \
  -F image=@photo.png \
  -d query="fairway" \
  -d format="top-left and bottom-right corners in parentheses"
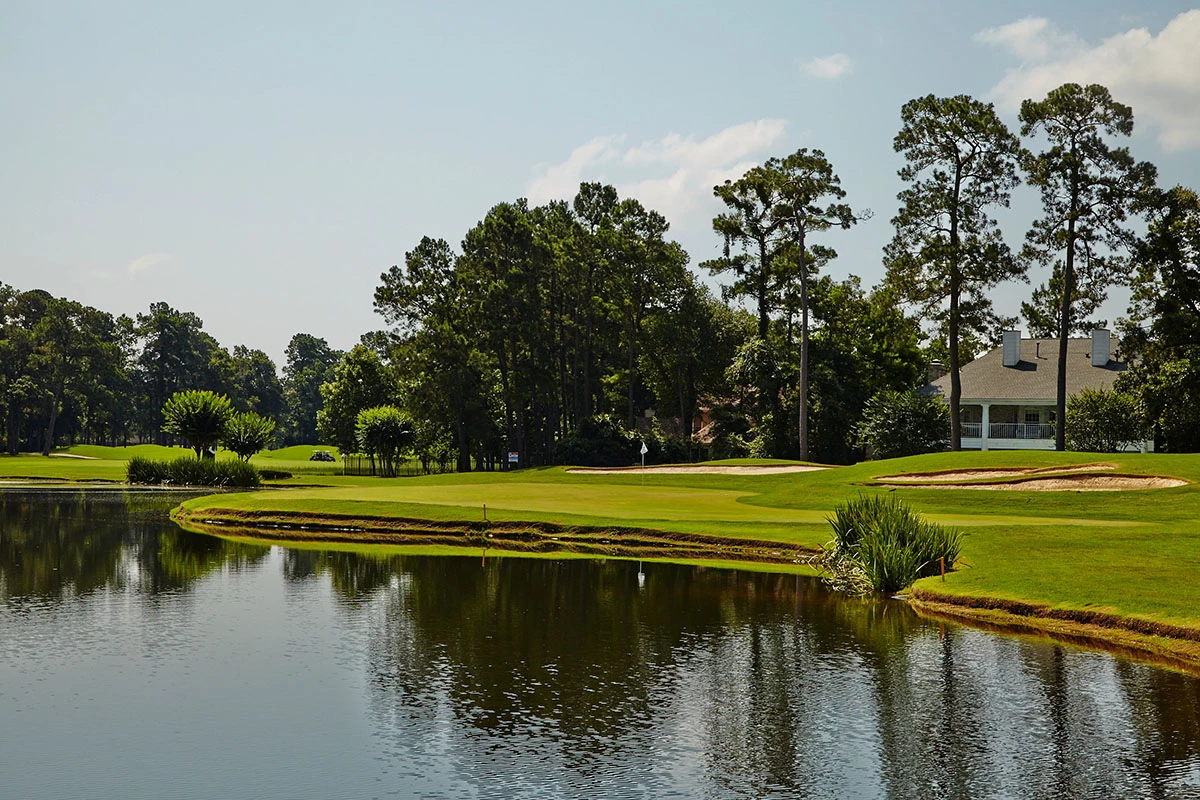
top-left (229, 483), bottom-right (832, 523)
top-left (199, 481), bottom-right (1149, 531)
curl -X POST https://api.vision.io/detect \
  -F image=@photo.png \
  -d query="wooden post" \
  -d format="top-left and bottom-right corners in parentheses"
top-left (940, 556), bottom-right (945, 581)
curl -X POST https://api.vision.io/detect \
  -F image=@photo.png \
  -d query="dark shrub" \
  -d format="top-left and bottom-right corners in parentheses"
top-left (557, 415), bottom-right (637, 467)
top-left (1066, 387), bottom-right (1147, 452)
top-left (857, 390), bottom-right (949, 459)
top-left (556, 415), bottom-right (693, 467)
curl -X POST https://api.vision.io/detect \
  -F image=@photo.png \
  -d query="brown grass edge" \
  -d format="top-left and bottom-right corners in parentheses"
top-left (170, 506), bottom-right (819, 566)
top-left (909, 588), bottom-right (1200, 672)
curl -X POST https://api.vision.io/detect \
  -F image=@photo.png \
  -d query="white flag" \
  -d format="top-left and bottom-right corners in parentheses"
top-left (640, 441), bottom-right (648, 455)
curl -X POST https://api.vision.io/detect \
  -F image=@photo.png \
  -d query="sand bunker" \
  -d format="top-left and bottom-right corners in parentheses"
top-left (48, 453), bottom-right (99, 460)
top-left (568, 465), bottom-right (829, 475)
top-left (879, 463), bottom-right (1117, 483)
top-left (880, 474), bottom-right (1185, 491)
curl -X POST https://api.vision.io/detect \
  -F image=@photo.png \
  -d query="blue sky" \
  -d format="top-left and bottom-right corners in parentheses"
top-left (4, 1), bottom-right (1199, 363)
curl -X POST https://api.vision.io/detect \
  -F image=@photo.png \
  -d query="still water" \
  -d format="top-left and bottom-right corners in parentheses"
top-left (3, 489), bottom-right (1200, 799)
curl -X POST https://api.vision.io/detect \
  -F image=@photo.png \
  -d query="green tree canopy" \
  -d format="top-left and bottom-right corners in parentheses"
top-left (228, 346), bottom-right (284, 422)
top-left (856, 390), bottom-right (949, 460)
top-left (224, 411), bottom-right (276, 461)
top-left (317, 345), bottom-right (398, 454)
top-left (282, 333), bottom-right (342, 446)
top-left (376, 236), bottom-right (492, 472)
top-left (355, 405), bottom-right (414, 477)
top-left (162, 389), bottom-right (234, 458)
top-left (1127, 185), bottom-right (1200, 349)
top-left (808, 278), bottom-right (926, 464)
top-left (1114, 357), bottom-right (1200, 452)
top-left (1065, 387), bottom-right (1147, 453)
top-left (1117, 186), bottom-right (1200, 452)
top-left (772, 148), bottom-right (863, 460)
top-left (705, 150), bottom-right (864, 459)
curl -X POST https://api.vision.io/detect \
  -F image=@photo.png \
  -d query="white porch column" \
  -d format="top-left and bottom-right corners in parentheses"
top-left (981, 403), bottom-right (990, 452)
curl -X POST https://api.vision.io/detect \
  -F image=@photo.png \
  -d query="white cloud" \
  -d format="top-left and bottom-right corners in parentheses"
top-left (525, 135), bottom-right (626, 208)
top-left (126, 252), bottom-right (175, 276)
top-left (800, 53), bottom-right (853, 80)
top-left (526, 119), bottom-right (789, 231)
top-left (974, 17), bottom-right (1083, 62)
top-left (978, 11), bottom-right (1200, 150)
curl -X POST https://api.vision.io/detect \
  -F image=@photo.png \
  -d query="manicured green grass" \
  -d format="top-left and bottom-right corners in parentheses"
top-left (251, 444), bottom-right (343, 472)
top-left (177, 451), bottom-right (1200, 636)
top-left (0, 452), bottom-right (134, 481)
top-left (0, 443), bottom-right (346, 481)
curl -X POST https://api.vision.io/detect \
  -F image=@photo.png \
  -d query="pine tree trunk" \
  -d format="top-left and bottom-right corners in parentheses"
top-left (798, 233), bottom-right (810, 462)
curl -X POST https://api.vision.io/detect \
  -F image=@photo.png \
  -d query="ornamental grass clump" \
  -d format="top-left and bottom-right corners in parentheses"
top-left (819, 494), bottom-right (962, 595)
top-left (126, 455), bottom-right (260, 487)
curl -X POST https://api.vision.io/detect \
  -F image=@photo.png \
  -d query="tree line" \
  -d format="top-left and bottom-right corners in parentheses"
top-left (5, 82), bottom-right (1199, 462)
top-left (0, 289), bottom-right (342, 455)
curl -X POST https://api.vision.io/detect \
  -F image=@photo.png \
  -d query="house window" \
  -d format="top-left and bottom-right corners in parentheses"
top-left (1024, 410), bottom-right (1041, 425)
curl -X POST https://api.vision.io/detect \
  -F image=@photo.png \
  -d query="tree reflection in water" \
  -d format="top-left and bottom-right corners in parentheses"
top-left (311, 551), bottom-right (1200, 798)
top-left (0, 489), bottom-right (269, 601)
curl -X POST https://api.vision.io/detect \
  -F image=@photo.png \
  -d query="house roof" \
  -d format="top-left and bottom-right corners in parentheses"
top-left (923, 337), bottom-right (1126, 402)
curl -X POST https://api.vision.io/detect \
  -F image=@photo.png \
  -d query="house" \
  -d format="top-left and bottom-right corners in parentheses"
top-left (922, 329), bottom-right (1152, 452)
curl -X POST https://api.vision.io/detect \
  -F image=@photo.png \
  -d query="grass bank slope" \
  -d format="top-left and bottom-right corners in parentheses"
top-left (174, 451), bottom-right (1200, 663)
top-left (0, 444), bottom-right (345, 482)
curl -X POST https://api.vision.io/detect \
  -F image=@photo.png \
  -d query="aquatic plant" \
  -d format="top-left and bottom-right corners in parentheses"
top-left (819, 494), bottom-right (961, 594)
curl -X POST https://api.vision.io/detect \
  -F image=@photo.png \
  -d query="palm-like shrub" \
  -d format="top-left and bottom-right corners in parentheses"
top-left (820, 494), bottom-right (962, 594)
top-left (225, 412), bottom-right (277, 461)
top-left (356, 405), bottom-right (414, 477)
top-left (162, 390), bottom-right (234, 458)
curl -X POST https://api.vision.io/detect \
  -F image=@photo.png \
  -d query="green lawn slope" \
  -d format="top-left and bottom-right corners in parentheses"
top-left (0, 443), bottom-right (345, 481)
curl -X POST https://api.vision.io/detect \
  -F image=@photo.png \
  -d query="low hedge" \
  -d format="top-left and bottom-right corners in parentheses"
top-left (127, 456), bottom-right (261, 487)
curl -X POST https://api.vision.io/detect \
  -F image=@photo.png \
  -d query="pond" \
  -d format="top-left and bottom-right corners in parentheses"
top-left (3, 489), bottom-right (1200, 799)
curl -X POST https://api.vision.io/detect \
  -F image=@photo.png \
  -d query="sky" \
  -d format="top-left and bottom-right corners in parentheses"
top-left (4, 1), bottom-right (1200, 366)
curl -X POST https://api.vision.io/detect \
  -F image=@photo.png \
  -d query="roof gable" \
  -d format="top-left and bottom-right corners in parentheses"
top-left (924, 338), bottom-right (1126, 401)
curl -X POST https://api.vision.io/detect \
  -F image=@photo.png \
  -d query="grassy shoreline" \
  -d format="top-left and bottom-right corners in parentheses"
top-left (167, 451), bottom-right (1200, 669)
top-left (11, 447), bottom-right (1200, 668)
top-left (169, 505), bottom-right (820, 568)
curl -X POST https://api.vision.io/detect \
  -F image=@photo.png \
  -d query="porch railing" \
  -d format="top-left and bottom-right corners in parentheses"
top-left (959, 423), bottom-right (1055, 440)
top-left (989, 423), bottom-right (1055, 440)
